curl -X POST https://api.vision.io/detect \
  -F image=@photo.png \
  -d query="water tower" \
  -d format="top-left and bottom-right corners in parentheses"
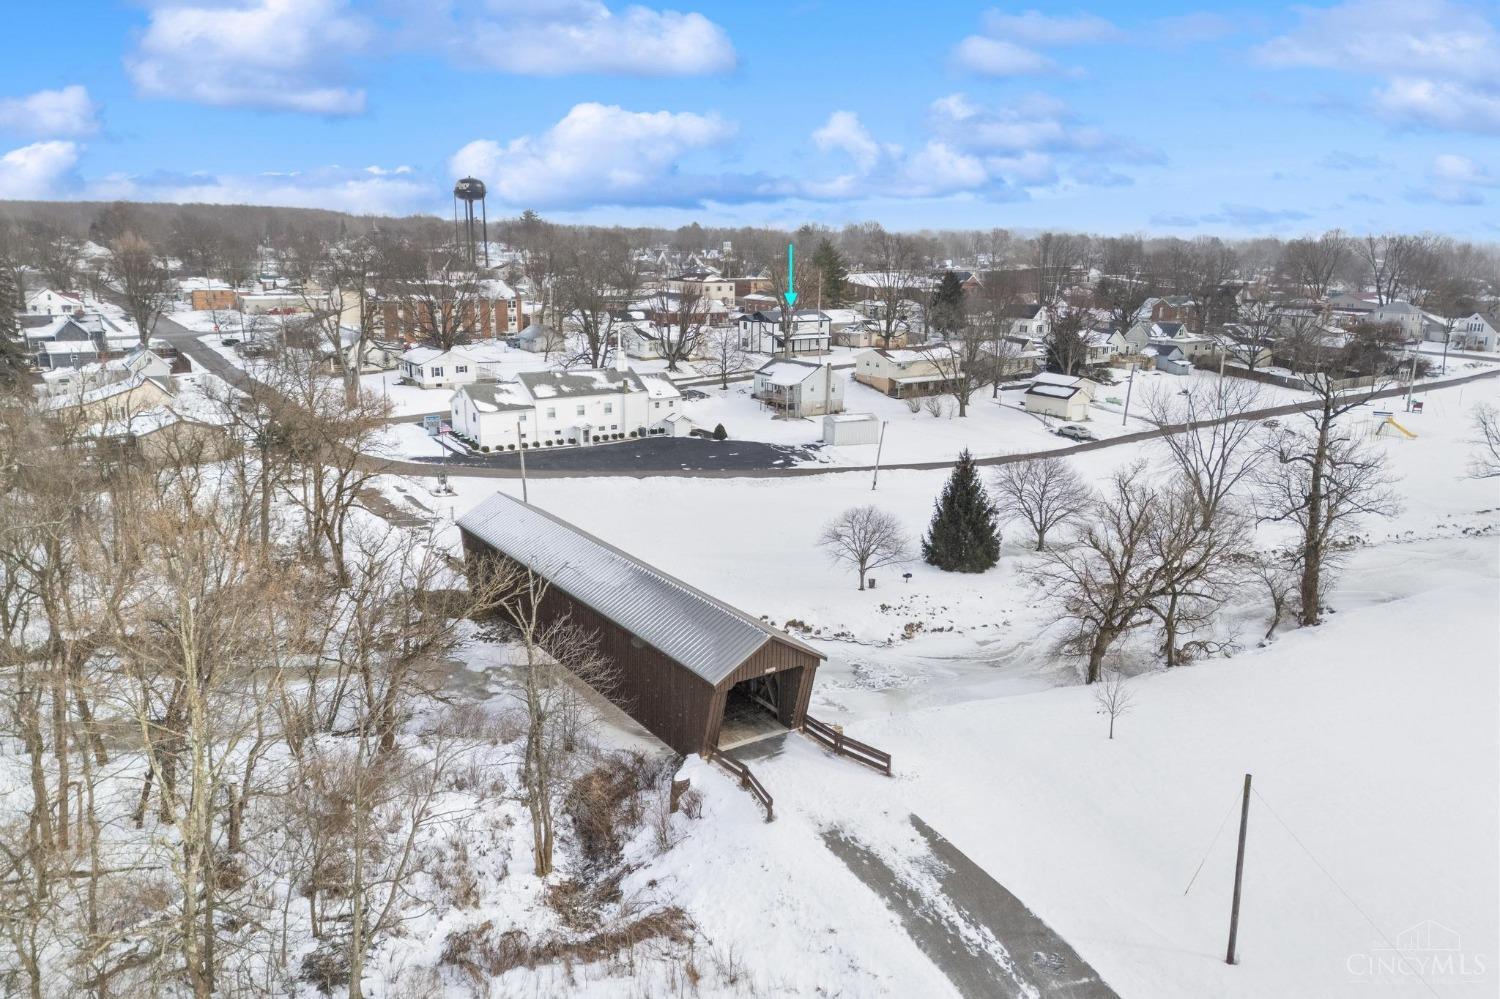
top-left (453, 176), bottom-right (489, 268)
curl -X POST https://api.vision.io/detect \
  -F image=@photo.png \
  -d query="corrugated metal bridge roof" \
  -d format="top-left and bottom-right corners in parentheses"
top-left (458, 492), bottom-right (823, 686)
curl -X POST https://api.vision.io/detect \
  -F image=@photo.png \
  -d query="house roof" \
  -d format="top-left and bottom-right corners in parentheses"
top-left (455, 382), bottom-right (531, 413)
top-left (1027, 383), bottom-right (1082, 399)
top-left (458, 492), bottom-right (823, 685)
top-left (755, 359), bottom-right (823, 386)
top-left (516, 368), bottom-right (645, 399)
top-left (741, 309), bottom-right (829, 323)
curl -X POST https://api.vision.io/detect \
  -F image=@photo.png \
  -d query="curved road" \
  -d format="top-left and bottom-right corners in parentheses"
top-left (154, 313), bottom-right (1500, 481)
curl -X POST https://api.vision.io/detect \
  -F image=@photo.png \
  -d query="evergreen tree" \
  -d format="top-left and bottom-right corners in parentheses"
top-left (811, 238), bottom-right (848, 308)
top-left (922, 449), bottom-right (1001, 572)
top-left (930, 270), bottom-right (966, 336)
top-left (0, 258), bottom-right (26, 391)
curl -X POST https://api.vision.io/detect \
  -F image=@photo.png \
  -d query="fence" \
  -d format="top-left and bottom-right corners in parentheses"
top-left (712, 753), bottom-right (773, 822)
top-left (803, 715), bottom-right (893, 776)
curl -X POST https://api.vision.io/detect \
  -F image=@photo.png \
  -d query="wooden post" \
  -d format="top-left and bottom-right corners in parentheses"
top-left (1226, 773), bottom-right (1252, 965)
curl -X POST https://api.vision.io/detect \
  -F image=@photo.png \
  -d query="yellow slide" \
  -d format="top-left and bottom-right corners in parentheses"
top-left (1383, 417), bottom-right (1417, 439)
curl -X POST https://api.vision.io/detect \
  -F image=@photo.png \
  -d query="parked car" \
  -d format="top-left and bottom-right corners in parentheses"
top-left (1056, 424), bottom-right (1096, 442)
top-left (219, 337), bottom-right (239, 346)
top-left (681, 389), bottom-right (708, 400)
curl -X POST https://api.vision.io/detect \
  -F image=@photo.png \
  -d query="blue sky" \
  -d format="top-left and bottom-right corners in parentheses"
top-left (1, 0), bottom-right (1497, 237)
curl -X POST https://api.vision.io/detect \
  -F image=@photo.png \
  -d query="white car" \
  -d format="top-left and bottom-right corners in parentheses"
top-left (1056, 424), bottom-right (1097, 442)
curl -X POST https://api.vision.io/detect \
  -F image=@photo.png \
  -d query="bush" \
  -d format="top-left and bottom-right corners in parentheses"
top-left (628, 430), bottom-right (638, 438)
top-left (712, 423), bottom-right (728, 440)
top-left (507, 444), bottom-right (516, 450)
top-left (481, 446), bottom-right (490, 453)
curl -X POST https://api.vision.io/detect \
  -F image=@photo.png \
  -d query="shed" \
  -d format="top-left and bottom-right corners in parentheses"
top-left (1022, 372), bottom-right (1095, 421)
top-left (822, 412), bottom-right (880, 445)
top-left (458, 493), bottom-right (824, 756)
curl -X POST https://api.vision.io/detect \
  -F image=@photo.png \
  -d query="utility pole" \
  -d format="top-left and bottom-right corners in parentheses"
top-left (1121, 363), bottom-right (1137, 426)
top-left (1226, 773), bottom-right (1252, 965)
top-left (871, 420), bottom-right (887, 491)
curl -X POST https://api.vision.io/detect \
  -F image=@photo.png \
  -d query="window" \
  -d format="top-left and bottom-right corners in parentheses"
top-left (455, 365), bottom-right (468, 374)
top-left (604, 402), bottom-right (613, 414)
top-left (654, 401), bottom-right (661, 409)
top-left (546, 407), bottom-right (556, 418)
top-left (431, 366), bottom-right (444, 377)
top-left (576, 405), bottom-right (585, 416)
top-left (519, 413), bottom-right (527, 422)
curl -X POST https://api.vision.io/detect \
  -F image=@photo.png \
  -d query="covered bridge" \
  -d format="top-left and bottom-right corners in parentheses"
top-left (458, 493), bottom-right (824, 757)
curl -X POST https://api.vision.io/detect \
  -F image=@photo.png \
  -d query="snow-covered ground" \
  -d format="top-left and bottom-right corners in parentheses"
top-left (388, 373), bottom-right (1500, 998)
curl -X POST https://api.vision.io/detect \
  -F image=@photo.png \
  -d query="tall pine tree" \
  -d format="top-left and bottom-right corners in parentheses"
top-left (922, 449), bottom-right (1001, 572)
top-left (811, 238), bottom-right (848, 308)
top-left (930, 270), bottom-right (966, 337)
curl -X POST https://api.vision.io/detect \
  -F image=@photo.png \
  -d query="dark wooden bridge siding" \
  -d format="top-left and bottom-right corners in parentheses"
top-left (462, 533), bottom-right (819, 757)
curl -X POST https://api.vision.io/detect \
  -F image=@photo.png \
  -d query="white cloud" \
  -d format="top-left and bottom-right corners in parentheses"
top-left (980, 10), bottom-right (1122, 45)
top-left (0, 86), bottom-right (99, 137)
top-left (451, 103), bottom-right (739, 208)
top-left (1256, 0), bottom-right (1500, 133)
top-left (812, 111), bottom-right (883, 172)
top-left (1417, 153), bottom-right (1499, 204)
top-left (1376, 77), bottom-right (1500, 133)
top-left (427, 2), bottom-right (734, 76)
top-left (954, 8), bottom-right (1119, 76)
top-left (126, 0), bottom-right (369, 115)
top-left (0, 141), bottom-right (80, 199)
top-left (88, 164), bottom-right (431, 215)
top-left (953, 37), bottom-right (1056, 76)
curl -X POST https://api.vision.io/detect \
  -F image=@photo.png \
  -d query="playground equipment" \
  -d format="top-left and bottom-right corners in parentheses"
top-left (1373, 411), bottom-right (1417, 439)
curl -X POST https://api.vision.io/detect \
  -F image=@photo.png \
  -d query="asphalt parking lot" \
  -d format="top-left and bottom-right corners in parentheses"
top-left (408, 435), bottom-right (824, 473)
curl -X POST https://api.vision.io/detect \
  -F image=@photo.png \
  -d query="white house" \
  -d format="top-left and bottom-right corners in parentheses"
top-left (513, 322), bottom-right (568, 355)
top-left (26, 289), bottom-right (85, 317)
top-left (1001, 303), bottom-right (1050, 340)
top-left (36, 346), bottom-right (174, 398)
top-left (1125, 320), bottom-right (1217, 359)
top-left (1369, 301), bottom-right (1444, 341)
top-left (852, 346), bottom-right (962, 398)
top-left (1443, 311), bottom-right (1498, 351)
top-left (398, 342), bottom-right (510, 389)
top-left (448, 367), bottom-right (684, 452)
top-left (751, 359), bottom-right (845, 417)
top-left (1022, 372), bottom-right (1096, 421)
top-left (1084, 327), bottom-right (1130, 365)
top-left (737, 310), bottom-right (832, 355)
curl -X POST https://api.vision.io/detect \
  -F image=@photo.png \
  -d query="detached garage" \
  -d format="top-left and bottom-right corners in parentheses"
top-left (458, 492), bottom-right (824, 757)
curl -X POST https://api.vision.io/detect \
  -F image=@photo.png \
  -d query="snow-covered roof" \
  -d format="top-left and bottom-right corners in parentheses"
top-left (637, 371), bottom-right (682, 400)
top-left (516, 368), bottom-right (645, 400)
top-left (1028, 383), bottom-right (1082, 399)
top-left (401, 347), bottom-right (444, 366)
top-left (454, 382), bottom-right (531, 413)
top-left (826, 412), bottom-right (878, 423)
top-left (754, 359), bottom-right (823, 386)
top-left (1032, 371), bottom-right (1083, 387)
top-left (458, 492), bottom-right (823, 685)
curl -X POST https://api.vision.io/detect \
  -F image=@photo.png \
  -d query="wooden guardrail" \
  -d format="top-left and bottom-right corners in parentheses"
top-left (803, 715), bottom-right (893, 776)
top-left (713, 753), bottom-right (773, 822)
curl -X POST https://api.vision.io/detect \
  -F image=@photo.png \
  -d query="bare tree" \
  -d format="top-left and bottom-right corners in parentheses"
top-left (1467, 403), bottom-right (1500, 478)
top-left (474, 560), bottom-right (617, 876)
top-left (554, 232), bottom-right (640, 368)
top-left (861, 227), bottom-right (923, 348)
top-left (1143, 486), bottom-right (1250, 667)
top-left (1032, 463), bottom-right (1162, 683)
top-left (1042, 308), bottom-right (1090, 376)
top-left (650, 282), bottom-right (709, 372)
top-left (1256, 408), bottom-right (1399, 627)
top-left (991, 457), bottom-right (1090, 550)
top-left (1093, 665), bottom-right (1135, 739)
top-left (1280, 230), bottom-right (1348, 300)
top-left (1031, 232), bottom-right (1085, 307)
top-left (1145, 377), bottom-right (1264, 528)
top-left (400, 255), bottom-right (484, 351)
top-left (700, 325), bottom-right (747, 389)
top-left (819, 506), bottom-right (912, 590)
top-left (1360, 234), bottom-right (1432, 305)
top-left (23, 219), bottom-right (81, 290)
top-left (109, 232), bottom-right (175, 346)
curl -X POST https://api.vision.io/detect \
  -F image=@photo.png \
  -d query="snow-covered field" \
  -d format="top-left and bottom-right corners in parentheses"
top-left (387, 373), bottom-right (1500, 998)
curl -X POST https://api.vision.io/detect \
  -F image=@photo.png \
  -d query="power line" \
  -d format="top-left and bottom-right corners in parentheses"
top-left (1182, 786), bottom-right (1242, 896)
top-left (1252, 787), bottom-right (1442, 999)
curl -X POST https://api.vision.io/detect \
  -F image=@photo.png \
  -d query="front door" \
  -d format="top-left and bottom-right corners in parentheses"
top-left (581, 428), bottom-right (591, 444)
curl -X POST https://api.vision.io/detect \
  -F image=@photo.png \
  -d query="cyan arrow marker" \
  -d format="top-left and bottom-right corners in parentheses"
top-left (784, 242), bottom-right (798, 307)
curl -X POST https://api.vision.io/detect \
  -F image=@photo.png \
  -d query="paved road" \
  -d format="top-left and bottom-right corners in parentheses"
top-left (152, 313), bottom-right (1500, 481)
top-left (823, 818), bottom-right (1119, 999)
